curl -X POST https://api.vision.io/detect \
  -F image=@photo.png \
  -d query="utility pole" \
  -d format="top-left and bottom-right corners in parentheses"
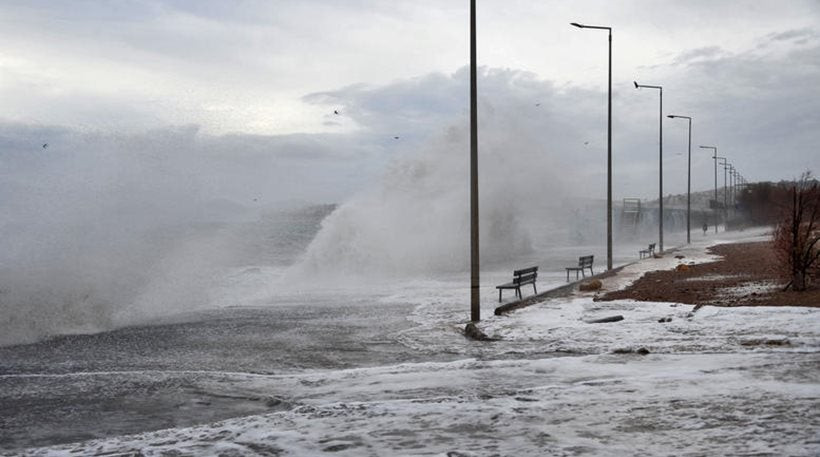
top-left (634, 81), bottom-right (663, 251)
top-left (469, 0), bottom-right (480, 322)
top-left (721, 159), bottom-right (728, 227)
top-left (572, 21), bottom-right (613, 269)
top-left (717, 157), bottom-right (728, 229)
top-left (699, 145), bottom-right (718, 233)
top-left (668, 115), bottom-right (691, 243)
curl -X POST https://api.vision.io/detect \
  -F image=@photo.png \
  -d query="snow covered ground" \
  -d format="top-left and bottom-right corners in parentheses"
top-left (12, 228), bottom-right (820, 456)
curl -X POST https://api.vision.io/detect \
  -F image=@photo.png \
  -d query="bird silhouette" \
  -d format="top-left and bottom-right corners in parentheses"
top-left (393, 136), bottom-right (400, 140)
top-left (584, 141), bottom-right (589, 146)
top-left (535, 103), bottom-right (541, 107)
top-left (42, 143), bottom-right (48, 149)
top-left (333, 110), bottom-right (340, 115)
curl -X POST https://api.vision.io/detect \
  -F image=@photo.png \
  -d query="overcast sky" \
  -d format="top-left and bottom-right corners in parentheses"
top-left (1, 0), bottom-right (819, 204)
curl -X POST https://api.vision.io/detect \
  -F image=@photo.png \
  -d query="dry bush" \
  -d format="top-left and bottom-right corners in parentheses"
top-left (772, 171), bottom-right (820, 291)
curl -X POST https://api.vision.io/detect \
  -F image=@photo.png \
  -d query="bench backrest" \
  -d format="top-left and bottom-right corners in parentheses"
top-left (513, 266), bottom-right (538, 284)
top-left (578, 255), bottom-right (593, 267)
top-left (649, 243), bottom-right (656, 250)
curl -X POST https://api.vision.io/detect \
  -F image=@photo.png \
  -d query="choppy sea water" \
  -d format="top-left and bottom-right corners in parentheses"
top-left (2, 204), bottom-right (814, 456)
top-left (3, 289), bottom-right (818, 456)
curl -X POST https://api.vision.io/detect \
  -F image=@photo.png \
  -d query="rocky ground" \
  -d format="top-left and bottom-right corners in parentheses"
top-left (598, 241), bottom-right (820, 307)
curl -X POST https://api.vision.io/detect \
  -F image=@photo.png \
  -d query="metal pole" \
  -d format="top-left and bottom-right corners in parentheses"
top-left (686, 117), bottom-right (691, 244)
top-left (669, 115), bottom-right (692, 243)
top-left (732, 168), bottom-right (737, 208)
top-left (634, 81), bottom-right (663, 250)
top-left (714, 153), bottom-right (718, 232)
top-left (700, 145), bottom-right (718, 233)
top-left (722, 159), bottom-right (728, 228)
top-left (469, 0), bottom-right (480, 322)
top-left (713, 153), bottom-right (718, 233)
top-left (607, 29), bottom-right (612, 270)
top-left (658, 88), bottom-right (663, 252)
top-left (715, 157), bottom-right (728, 230)
top-left (571, 21), bottom-right (613, 270)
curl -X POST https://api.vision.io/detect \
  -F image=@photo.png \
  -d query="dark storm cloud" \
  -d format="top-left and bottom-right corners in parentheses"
top-left (661, 36), bottom-right (820, 181)
top-left (301, 35), bottom-right (820, 196)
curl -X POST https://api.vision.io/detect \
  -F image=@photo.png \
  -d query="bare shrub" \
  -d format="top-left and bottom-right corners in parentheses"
top-left (772, 171), bottom-right (820, 291)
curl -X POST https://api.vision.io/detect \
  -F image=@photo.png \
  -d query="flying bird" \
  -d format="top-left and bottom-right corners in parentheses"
top-left (42, 143), bottom-right (48, 149)
top-left (584, 141), bottom-right (589, 146)
top-left (333, 110), bottom-right (340, 115)
top-left (393, 136), bottom-right (400, 140)
top-left (535, 103), bottom-right (541, 107)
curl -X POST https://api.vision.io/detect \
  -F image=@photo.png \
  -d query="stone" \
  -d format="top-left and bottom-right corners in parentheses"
top-left (464, 322), bottom-right (497, 341)
top-left (586, 315), bottom-right (624, 324)
top-left (612, 347), bottom-right (650, 355)
top-left (658, 317), bottom-right (672, 323)
top-left (674, 255), bottom-right (685, 259)
top-left (579, 279), bottom-right (602, 291)
top-left (675, 264), bottom-right (690, 272)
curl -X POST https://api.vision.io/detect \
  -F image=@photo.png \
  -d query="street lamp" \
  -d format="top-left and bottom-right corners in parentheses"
top-left (635, 81), bottom-right (663, 251)
top-left (733, 168), bottom-right (739, 208)
top-left (668, 115), bottom-right (692, 243)
top-left (718, 157), bottom-right (729, 228)
top-left (571, 21), bottom-right (613, 270)
top-left (469, 0), bottom-right (480, 321)
top-left (699, 145), bottom-right (718, 233)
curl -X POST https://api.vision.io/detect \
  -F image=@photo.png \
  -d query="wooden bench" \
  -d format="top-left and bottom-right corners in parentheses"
top-left (565, 255), bottom-right (594, 281)
top-left (639, 243), bottom-right (656, 259)
top-left (496, 266), bottom-right (538, 302)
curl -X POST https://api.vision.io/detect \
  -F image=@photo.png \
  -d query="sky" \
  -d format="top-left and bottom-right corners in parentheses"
top-left (1, 0), bottom-right (819, 204)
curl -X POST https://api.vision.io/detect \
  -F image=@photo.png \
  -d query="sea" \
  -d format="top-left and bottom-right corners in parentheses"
top-left (2, 202), bottom-right (817, 456)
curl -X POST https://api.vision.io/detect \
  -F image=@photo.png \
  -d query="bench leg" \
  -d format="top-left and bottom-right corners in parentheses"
top-left (499, 289), bottom-right (502, 302)
top-left (533, 283), bottom-right (537, 295)
top-left (566, 270), bottom-right (570, 282)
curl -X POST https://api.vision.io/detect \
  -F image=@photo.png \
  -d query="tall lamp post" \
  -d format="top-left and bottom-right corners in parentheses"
top-left (718, 157), bottom-right (728, 228)
top-left (668, 115), bottom-right (692, 243)
top-left (469, 0), bottom-right (480, 322)
top-left (571, 21), bottom-right (613, 270)
top-left (732, 168), bottom-right (739, 208)
top-left (699, 145), bottom-right (718, 233)
top-left (738, 175), bottom-right (744, 201)
top-left (634, 81), bottom-right (664, 251)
